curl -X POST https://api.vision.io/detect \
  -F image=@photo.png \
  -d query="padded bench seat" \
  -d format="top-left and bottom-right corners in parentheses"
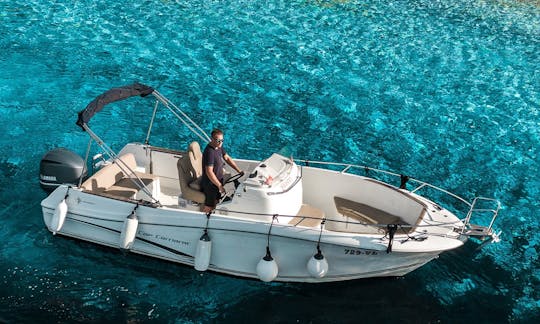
top-left (104, 173), bottom-right (157, 199)
top-left (81, 154), bottom-right (159, 201)
top-left (334, 196), bottom-right (406, 225)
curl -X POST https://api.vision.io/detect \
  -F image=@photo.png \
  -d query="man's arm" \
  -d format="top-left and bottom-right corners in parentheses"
top-left (223, 154), bottom-right (242, 174)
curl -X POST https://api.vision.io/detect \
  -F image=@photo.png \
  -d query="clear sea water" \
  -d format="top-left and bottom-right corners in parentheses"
top-left (0, 0), bottom-right (538, 322)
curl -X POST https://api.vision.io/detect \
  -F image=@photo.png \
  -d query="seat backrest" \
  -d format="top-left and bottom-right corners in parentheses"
top-left (178, 141), bottom-right (206, 203)
top-left (188, 141), bottom-right (203, 179)
top-left (81, 153), bottom-right (137, 191)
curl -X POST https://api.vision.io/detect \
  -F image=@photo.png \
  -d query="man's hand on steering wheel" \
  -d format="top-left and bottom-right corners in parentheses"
top-left (225, 170), bottom-right (245, 184)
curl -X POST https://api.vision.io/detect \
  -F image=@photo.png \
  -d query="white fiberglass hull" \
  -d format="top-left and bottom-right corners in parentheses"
top-left (42, 186), bottom-right (456, 283)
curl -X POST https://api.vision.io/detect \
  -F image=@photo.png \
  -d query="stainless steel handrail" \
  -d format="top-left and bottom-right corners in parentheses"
top-left (267, 167), bottom-right (303, 196)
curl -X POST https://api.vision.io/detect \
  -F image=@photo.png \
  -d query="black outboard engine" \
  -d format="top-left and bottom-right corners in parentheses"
top-left (39, 148), bottom-right (87, 192)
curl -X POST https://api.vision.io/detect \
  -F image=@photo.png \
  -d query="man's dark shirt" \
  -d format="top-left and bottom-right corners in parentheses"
top-left (202, 144), bottom-right (227, 182)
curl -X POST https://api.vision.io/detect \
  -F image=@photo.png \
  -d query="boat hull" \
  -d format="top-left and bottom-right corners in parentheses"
top-left (42, 186), bottom-right (443, 282)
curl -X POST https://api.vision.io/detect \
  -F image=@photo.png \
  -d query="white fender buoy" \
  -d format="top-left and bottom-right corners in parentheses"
top-left (119, 212), bottom-right (138, 250)
top-left (51, 199), bottom-right (68, 235)
top-left (194, 231), bottom-right (212, 271)
top-left (307, 251), bottom-right (329, 278)
top-left (256, 248), bottom-right (278, 282)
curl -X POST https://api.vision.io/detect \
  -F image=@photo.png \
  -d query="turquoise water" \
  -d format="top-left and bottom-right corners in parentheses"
top-left (1, 0), bottom-right (539, 322)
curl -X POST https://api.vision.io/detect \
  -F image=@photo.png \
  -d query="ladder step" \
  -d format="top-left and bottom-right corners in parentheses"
top-left (461, 197), bottom-right (501, 239)
top-left (464, 224), bottom-right (491, 236)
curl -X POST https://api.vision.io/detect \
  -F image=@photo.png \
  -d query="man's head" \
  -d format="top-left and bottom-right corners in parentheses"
top-left (211, 129), bottom-right (224, 147)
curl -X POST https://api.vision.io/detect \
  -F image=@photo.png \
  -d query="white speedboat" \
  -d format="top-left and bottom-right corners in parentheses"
top-left (40, 83), bottom-right (501, 282)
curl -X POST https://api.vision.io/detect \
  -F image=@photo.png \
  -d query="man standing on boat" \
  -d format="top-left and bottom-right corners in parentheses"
top-left (201, 129), bottom-right (243, 213)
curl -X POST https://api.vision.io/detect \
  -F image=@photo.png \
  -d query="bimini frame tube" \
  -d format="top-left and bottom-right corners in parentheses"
top-left (152, 90), bottom-right (211, 143)
top-left (81, 124), bottom-right (160, 205)
top-left (74, 83), bottom-right (218, 205)
top-left (145, 100), bottom-right (160, 145)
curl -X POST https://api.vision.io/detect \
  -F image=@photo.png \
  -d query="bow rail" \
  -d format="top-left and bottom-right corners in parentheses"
top-left (294, 159), bottom-right (501, 241)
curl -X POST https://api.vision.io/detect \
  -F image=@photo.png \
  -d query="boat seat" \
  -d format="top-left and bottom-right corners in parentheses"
top-left (81, 153), bottom-right (158, 200)
top-left (178, 141), bottom-right (206, 204)
top-left (106, 176), bottom-right (155, 199)
top-left (289, 204), bottom-right (325, 227)
top-left (334, 196), bottom-right (406, 226)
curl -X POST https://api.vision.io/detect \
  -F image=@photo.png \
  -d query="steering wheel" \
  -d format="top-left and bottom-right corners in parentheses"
top-left (224, 171), bottom-right (245, 184)
top-left (218, 172), bottom-right (245, 203)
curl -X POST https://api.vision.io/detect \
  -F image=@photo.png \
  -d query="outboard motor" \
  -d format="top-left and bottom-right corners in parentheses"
top-left (39, 148), bottom-right (87, 192)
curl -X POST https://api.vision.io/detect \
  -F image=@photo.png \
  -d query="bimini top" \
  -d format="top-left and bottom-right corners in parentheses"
top-left (76, 82), bottom-right (154, 130)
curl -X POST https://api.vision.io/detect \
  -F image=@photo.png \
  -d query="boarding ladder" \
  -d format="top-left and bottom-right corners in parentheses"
top-left (460, 197), bottom-right (501, 241)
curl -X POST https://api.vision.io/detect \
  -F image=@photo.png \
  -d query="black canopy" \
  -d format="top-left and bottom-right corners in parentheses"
top-left (76, 83), bottom-right (154, 130)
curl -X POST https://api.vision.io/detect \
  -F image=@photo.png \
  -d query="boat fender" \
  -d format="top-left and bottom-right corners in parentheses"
top-left (51, 197), bottom-right (68, 235)
top-left (307, 220), bottom-right (328, 278)
top-left (194, 230), bottom-right (212, 271)
top-left (256, 247), bottom-right (278, 282)
top-left (119, 209), bottom-right (139, 250)
top-left (51, 188), bottom-right (70, 235)
top-left (307, 249), bottom-right (328, 278)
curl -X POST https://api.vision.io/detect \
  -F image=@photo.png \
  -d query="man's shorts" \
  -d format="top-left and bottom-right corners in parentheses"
top-left (201, 179), bottom-right (222, 207)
